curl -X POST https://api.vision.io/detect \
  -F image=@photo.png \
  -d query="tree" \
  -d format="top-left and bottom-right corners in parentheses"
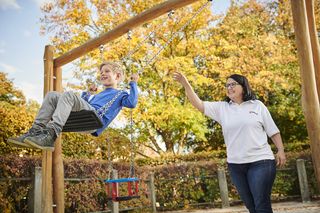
top-left (182, 0), bottom-right (308, 152)
top-left (0, 72), bottom-right (39, 155)
top-left (0, 72), bottom-right (25, 106)
top-left (41, 0), bottom-right (215, 154)
top-left (40, 0), bottom-right (309, 155)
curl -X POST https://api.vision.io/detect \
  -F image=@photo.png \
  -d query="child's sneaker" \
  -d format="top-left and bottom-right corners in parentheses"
top-left (7, 127), bottom-right (43, 148)
top-left (25, 128), bottom-right (57, 151)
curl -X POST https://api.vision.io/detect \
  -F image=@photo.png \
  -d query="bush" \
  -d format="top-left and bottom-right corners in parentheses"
top-left (152, 161), bottom-right (219, 210)
top-left (0, 151), bottom-right (319, 212)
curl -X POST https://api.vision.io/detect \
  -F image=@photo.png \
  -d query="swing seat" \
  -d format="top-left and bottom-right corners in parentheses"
top-left (105, 178), bottom-right (139, 183)
top-left (104, 177), bottom-right (140, 202)
top-left (110, 195), bottom-right (141, 202)
top-left (62, 110), bottom-right (103, 132)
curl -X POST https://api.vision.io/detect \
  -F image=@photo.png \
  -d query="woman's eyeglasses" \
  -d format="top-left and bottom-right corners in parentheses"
top-left (225, 82), bottom-right (239, 89)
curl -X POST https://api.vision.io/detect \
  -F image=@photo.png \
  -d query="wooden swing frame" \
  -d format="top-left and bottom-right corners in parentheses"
top-left (40, 0), bottom-right (320, 212)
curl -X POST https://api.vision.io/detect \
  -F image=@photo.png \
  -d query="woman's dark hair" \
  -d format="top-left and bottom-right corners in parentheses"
top-left (225, 74), bottom-right (256, 102)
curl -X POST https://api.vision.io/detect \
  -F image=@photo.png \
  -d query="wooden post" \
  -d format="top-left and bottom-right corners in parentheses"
top-left (42, 45), bottom-right (54, 213)
top-left (296, 159), bottom-right (311, 202)
top-left (217, 168), bottom-right (230, 208)
top-left (305, 0), bottom-right (320, 100)
top-left (148, 173), bottom-right (157, 213)
top-left (52, 66), bottom-right (64, 213)
top-left (44, 45), bottom-right (54, 97)
top-left (53, 66), bottom-right (62, 92)
top-left (41, 152), bottom-right (53, 212)
top-left (34, 167), bottom-right (42, 213)
top-left (291, 0), bottom-right (320, 190)
top-left (29, 167), bottom-right (42, 213)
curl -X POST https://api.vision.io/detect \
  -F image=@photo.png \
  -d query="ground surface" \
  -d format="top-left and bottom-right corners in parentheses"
top-left (165, 201), bottom-right (320, 213)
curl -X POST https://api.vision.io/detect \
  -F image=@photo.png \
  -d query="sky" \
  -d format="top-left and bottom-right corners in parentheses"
top-left (0, 0), bottom-right (230, 104)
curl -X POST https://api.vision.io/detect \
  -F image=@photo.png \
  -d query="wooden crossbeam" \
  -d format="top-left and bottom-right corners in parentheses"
top-left (54, 0), bottom-right (202, 67)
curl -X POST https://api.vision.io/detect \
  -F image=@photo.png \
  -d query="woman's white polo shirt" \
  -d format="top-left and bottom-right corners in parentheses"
top-left (204, 100), bottom-right (279, 164)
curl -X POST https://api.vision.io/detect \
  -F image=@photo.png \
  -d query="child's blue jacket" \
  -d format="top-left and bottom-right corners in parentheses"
top-left (81, 82), bottom-right (138, 136)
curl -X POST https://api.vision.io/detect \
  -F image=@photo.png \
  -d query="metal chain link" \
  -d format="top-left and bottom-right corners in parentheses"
top-left (123, 10), bottom-right (175, 62)
top-left (126, 2), bottom-right (210, 176)
top-left (127, 31), bottom-right (136, 178)
top-left (104, 1), bottom-right (211, 179)
top-left (99, 45), bottom-right (104, 61)
top-left (129, 108), bottom-right (135, 177)
top-left (141, 1), bottom-right (211, 69)
top-left (95, 90), bottom-right (123, 119)
top-left (107, 137), bottom-right (113, 180)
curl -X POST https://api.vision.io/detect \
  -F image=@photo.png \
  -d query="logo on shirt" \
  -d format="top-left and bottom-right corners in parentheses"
top-left (249, 111), bottom-right (258, 115)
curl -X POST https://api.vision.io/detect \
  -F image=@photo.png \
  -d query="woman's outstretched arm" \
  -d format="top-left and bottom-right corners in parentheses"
top-left (173, 72), bottom-right (204, 113)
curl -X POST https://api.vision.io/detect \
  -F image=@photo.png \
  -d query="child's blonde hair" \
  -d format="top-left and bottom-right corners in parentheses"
top-left (99, 61), bottom-right (125, 83)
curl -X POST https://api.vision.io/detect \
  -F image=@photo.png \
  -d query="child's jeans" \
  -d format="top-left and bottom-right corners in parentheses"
top-left (34, 91), bottom-right (95, 135)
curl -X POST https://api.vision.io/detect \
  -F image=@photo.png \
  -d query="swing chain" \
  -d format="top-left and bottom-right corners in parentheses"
top-left (107, 137), bottom-right (113, 180)
top-left (99, 45), bottom-right (104, 61)
top-left (122, 10), bottom-right (175, 63)
top-left (168, 10), bottom-right (175, 19)
top-left (127, 30), bottom-right (133, 40)
top-left (96, 90), bottom-right (123, 118)
top-left (129, 109), bottom-right (135, 177)
top-left (127, 31), bottom-right (136, 178)
top-left (142, 0), bottom-right (211, 68)
top-left (105, 1), bottom-right (210, 180)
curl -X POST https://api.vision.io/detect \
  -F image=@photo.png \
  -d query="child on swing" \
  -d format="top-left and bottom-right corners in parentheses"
top-left (8, 61), bottom-right (139, 151)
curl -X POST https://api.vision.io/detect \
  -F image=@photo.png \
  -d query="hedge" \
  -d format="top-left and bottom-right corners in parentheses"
top-left (0, 150), bottom-right (319, 212)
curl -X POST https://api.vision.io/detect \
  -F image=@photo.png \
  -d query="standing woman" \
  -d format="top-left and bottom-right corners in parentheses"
top-left (173, 72), bottom-right (286, 213)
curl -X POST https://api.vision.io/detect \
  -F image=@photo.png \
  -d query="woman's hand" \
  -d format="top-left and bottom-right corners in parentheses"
top-left (172, 71), bottom-right (204, 113)
top-left (271, 133), bottom-right (286, 168)
top-left (172, 72), bottom-right (189, 86)
top-left (276, 149), bottom-right (286, 168)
